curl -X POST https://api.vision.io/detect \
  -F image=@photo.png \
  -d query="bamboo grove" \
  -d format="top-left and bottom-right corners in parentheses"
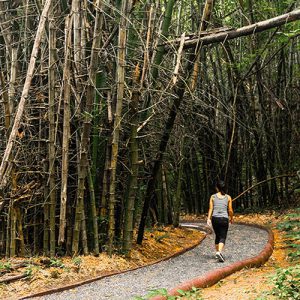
top-left (0, 0), bottom-right (299, 257)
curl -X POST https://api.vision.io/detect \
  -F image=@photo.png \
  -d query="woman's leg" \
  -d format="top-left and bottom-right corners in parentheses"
top-left (212, 217), bottom-right (229, 261)
top-left (218, 242), bottom-right (225, 252)
top-left (212, 217), bottom-right (221, 252)
top-left (218, 218), bottom-right (229, 252)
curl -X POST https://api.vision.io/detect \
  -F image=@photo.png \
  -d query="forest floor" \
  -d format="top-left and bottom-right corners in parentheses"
top-left (0, 209), bottom-right (299, 300)
top-left (0, 226), bottom-right (204, 299)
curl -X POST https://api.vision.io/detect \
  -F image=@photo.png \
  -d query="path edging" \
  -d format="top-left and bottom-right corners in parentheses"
top-left (20, 227), bottom-right (208, 299)
top-left (150, 222), bottom-right (274, 300)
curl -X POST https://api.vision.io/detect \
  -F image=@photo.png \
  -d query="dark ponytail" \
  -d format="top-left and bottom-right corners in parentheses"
top-left (216, 180), bottom-right (226, 195)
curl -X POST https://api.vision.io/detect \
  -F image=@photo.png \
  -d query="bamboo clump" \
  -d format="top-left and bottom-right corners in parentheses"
top-left (0, 1), bottom-right (299, 258)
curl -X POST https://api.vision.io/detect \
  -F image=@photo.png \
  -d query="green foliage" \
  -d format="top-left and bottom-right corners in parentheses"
top-left (72, 257), bottom-right (82, 267)
top-left (276, 219), bottom-right (298, 231)
top-left (155, 233), bottom-right (170, 243)
top-left (72, 257), bottom-right (82, 273)
top-left (276, 210), bottom-right (300, 261)
top-left (24, 267), bottom-right (33, 278)
top-left (0, 262), bottom-right (12, 272)
top-left (133, 287), bottom-right (202, 299)
top-left (24, 264), bottom-right (41, 280)
top-left (270, 266), bottom-right (300, 299)
top-left (256, 210), bottom-right (300, 299)
top-left (287, 246), bottom-right (300, 261)
top-left (49, 258), bottom-right (65, 268)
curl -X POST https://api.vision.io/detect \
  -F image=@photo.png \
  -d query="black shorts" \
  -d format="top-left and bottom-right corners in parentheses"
top-left (211, 216), bottom-right (229, 244)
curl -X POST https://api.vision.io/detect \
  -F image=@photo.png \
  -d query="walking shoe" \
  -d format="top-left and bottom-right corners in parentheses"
top-left (216, 252), bottom-right (225, 262)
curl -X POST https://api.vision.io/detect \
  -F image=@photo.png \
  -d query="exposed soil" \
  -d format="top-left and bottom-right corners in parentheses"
top-left (0, 226), bottom-right (204, 300)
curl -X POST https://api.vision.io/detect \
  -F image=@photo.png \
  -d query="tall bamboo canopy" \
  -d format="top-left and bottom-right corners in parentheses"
top-left (0, 0), bottom-right (299, 257)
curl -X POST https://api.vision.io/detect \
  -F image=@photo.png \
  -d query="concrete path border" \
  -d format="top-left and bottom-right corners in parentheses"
top-left (21, 226), bottom-right (208, 299)
top-left (21, 222), bottom-right (273, 300)
top-left (150, 222), bottom-right (274, 300)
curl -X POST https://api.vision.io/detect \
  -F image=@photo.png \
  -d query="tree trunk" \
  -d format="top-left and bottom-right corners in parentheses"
top-left (107, 0), bottom-right (128, 255)
top-left (58, 15), bottom-right (72, 245)
top-left (88, 169), bottom-right (99, 255)
top-left (173, 155), bottom-right (184, 227)
top-left (123, 65), bottom-right (140, 255)
top-left (0, 71), bottom-right (10, 130)
top-left (48, 14), bottom-right (57, 257)
top-left (73, 0), bottom-right (103, 255)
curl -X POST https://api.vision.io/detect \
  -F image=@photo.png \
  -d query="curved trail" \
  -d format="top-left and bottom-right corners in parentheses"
top-left (28, 223), bottom-right (269, 300)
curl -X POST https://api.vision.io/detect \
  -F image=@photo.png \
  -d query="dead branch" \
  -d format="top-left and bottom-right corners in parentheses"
top-left (233, 174), bottom-right (298, 202)
top-left (0, 273), bottom-right (28, 284)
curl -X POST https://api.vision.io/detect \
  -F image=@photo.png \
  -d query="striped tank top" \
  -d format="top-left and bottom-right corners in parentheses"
top-left (212, 193), bottom-right (229, 218)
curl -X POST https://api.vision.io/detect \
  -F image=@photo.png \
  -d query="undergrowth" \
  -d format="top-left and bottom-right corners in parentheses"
top-left (134, 287), bottom-right (202, 300)
top-left (257, 208), bottom-right (300, 300)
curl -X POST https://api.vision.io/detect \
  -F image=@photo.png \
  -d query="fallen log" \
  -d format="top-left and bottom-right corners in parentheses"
top-left (0, 273), bottom-right (28, 284)
top-left (164, 9), bottom-right (300, 50)
top-left (0, 262), bottom-right (26, 276)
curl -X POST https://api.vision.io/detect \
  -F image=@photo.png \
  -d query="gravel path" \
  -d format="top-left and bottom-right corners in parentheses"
top-left (30, 223), bottom-right (269, 300)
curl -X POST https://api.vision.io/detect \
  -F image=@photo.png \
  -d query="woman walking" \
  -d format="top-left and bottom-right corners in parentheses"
top-left (207, 180), bottom-right (234, 262)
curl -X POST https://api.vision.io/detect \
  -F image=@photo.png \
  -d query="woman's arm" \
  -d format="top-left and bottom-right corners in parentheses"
top-left (207, 196), bottom-right (214, 224)
top-left (228, 196), bottom-right (234, 223)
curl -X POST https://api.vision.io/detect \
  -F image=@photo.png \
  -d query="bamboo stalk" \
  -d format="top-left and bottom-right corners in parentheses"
top-left (173, 157), bottom-right (184, 227)
top-left (66, 204), bottom-right (73, 255)
top-left (140, 5), bottom-right (153, 87)
top-left (100, 141), bottom-right (111, 219)
top-left (88, 169), bottom-right (99, 255)
top-left (0, 1), bottom-right (12, 59)
top-left (48, 15), bottom-right (57, 257)
top-left (143, 0), bottom-right (176, 116)
top-left (0, 71), bottom-right (10, 129)
top-left (189, 0), bottom-right (214, 91)
top-left (72, 0), bottom-right (104, 255)
top-left (161, 165), bottom-right (170, 224)
top-left (58, 15), bottom-right (72, 244)
top-left (43, 195), bottom-right (49, 256)
top-left (151, 0), bottom-right (176, 80)
top-left (0, 0), bottom-right (52, 194)
top-left (5, 206), bottom-right (10, 257)
top-left (16, 207), bottom-right (25, 256)
top-left (123, 64), bottom-right (140, 255)
top-left (107, 0), bottom-right (128, 255)
top-left (81, 208), bottom-right (89, 255)
top-left (9, 205), bottom-right (16, 257)
top-left (9, 166), bottom-right (18, 257)
top-left (33, 204), bottom-right (39, 255)
top-left (73, 0), bottom-right (82, 78)
top-left (172, 32), bottom-right (185, 85)
top-left (9, 47), bottom-right (18, 108)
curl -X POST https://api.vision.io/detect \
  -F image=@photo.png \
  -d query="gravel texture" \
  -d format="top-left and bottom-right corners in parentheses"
top-left (30, 223), bottom-right (269, 300)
